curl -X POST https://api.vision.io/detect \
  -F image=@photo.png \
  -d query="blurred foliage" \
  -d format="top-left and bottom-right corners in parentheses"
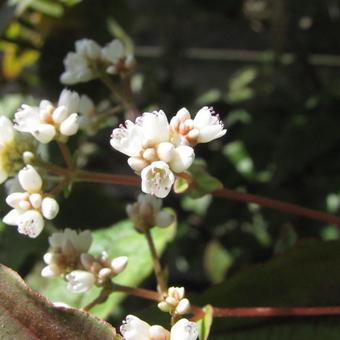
top-left (2, 0), bottom-right (340, 338)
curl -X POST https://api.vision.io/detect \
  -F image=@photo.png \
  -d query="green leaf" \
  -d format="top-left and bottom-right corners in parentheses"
top-left (203, 240), bottom-right (233, 283)
top-left (27, 220), bottom-right (176, 319)
top-left (0, 263), bottom-right (117, 339)
top-left (197, 240), bottom-right (340, 338)
top-left (197, 305), bottom-right (214, 340)
top-left (188, 159), bottom-right (222, 199)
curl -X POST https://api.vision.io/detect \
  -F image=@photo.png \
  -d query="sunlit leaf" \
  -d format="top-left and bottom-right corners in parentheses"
top-left (197, 305), bottom-right (213, 340)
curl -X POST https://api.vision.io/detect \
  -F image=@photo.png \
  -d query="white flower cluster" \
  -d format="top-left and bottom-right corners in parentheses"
top-left (41, 229), bottom-right (128, 293)
top-left (126, 194), bottom-right (174, 231)
top-left (110, 107), bottom-right (226, 198)
top-left (3, 165), bottom-right (59, 238)
top-left (120, 315), bottom-right (198, 340)
top-left (61, 38), bottom-right (135, 85)
top-left (14, 89), bottom-right (81, 144)
top-left (158, 287), bottom-right (191, 316)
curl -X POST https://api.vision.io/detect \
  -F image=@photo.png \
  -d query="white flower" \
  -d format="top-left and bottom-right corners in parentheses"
top-left (102, 39), bottom-right (135, 74)
top-left (141, 161), bottom-right (175, 198)
top-left (120, 315), bottom-right (170, 340)
top-left (2, 165), bottom-right (59, 238)
top-left (171, 106), bottom-right (226, 145)
top-left (14, 89), bottom-right (80, 143)
top-left (126, 194), bottom-right (174, 230)
top-left (66, 270), bottom-right (96, 293)
top-left (0, 116), bottom-right (15, 184)
top-left (193, 106), bottom-right (226, 143)
top-left (60, 39), bottom-right (101, 85)
top-left (170, 319), bottom-right (198, 340)
top-left (158, 287), bottom-right (191, 316)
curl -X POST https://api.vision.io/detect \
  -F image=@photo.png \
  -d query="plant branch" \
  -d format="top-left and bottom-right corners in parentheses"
top-left (214, 187), bottom-right (340, 225)
top-left (84, 281), bottom-right (340, 319)
top-left (144, 228), bottom-right (168, 295)
top-left (57, 142), bottom-right (74, 170)
top-left (73, 170), bottom-right (340, 225)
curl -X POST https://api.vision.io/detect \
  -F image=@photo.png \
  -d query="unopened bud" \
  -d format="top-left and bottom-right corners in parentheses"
top-left (111, 256), bottom-right (128, 274)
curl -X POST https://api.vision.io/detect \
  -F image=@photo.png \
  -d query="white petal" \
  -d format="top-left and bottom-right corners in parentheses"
top-left (32, 124), bottom-right (56, 144)
top-left (137, 110), bottom-right (169, 146)
top-left (52, 106), bottom-right (68, 124)
top-left (41, 197), bottom-right (59, 220)
top-left (75, 39), bottom-right (101, 59)
top-left (14, 105), bottom-right (40, 133)
top-left (170, 319), bottom-right (198, 340)
top-left (193, 106), bottom-right (213, 128)
top-left (120, 315), bottom-right (150, 340)
top-left (0, 116), bottom-right (14, 145)
top-left (170, 146), bottom-right (195, 173)
top-left (3, 209), bottom-right (22, 225)
top-left (141, 161), bottom-right (175, 198)
top-left (17, 210), bottom-right (44, 238)
top-left (111, 256), bottom-right (128, 274)
top-left (66, 270), bottom-right (95, 293)
top-left (18, 165), bottom-right (42, 193)
top-left (101, 39), bottom-right (124, 63)
top-left (197, 125), bottom-right (226, 143)
top-left (155, 211), bottom-right (174, 228)
top-left (61, 53), bottom-right (94, 85)
top-left (110, 121), bottom-right (144, 157)
top-left (72, 229), bottom-right (92, 253)
top-left (58, 89), bottom-right (80, 114)
top-left (59, 113), bottom-right (79, 136)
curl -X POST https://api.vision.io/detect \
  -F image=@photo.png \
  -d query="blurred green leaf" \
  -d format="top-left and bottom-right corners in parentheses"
top-left (27, 220), bottom-right (176, 319)
top-left (0, 263), bottom-right (117, 339)
top-left (188, 159), bottom-right (222, 199)
top-left (198, 240), bottom-right (340, 338)
top-left (203, 240), bottom-right (233, 283)
top-left (181, 194), bottom-right (212, 216)
top-left (197, 305), bottom-right (213, 340)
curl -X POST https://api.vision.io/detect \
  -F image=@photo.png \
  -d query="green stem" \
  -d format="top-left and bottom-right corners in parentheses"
top-left (144, 228), bottom-right (168, 295)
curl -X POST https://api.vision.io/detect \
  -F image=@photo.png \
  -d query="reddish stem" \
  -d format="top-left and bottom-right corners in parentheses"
top-left (74, 170), bottom-right (340, 225)
top-left (212, 306), bottom-right (340, 317)
top-left (214, 187), bottom-right (340, 225)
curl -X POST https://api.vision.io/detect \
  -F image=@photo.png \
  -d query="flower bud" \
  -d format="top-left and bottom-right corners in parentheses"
top-left (41, 197), bottom-right (59, 220)
top-left (18, 165), bottom-right (42, 193)
top-left (128, 157), bottom-right (149, 172)
top-left (22, 151), bottom-right (35, 164)
top-left (157, 142), bottom-right (175, 163)
top-left (29, 193), bottom-right (42, 209)
top-left (66, 270), bottom-right (95, 293)
top-left (111, 256), bottom-right (128, 274)
top-left (170, 319), bottom-right (198, 340)
top-left (175, 298), bottom-right (191, 315)
top-left (17, 209), bottom-right (44, 238)
top-left (52, 106), bottom-right (68, 124)
top-left (41, 264), bottom-right (61, 278)
top-left (149, 325), bottom-right (170, 340)
top-left (60, 113), bottom-right (79, 136)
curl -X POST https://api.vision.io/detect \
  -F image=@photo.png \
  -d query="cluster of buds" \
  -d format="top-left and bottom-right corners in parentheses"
top-left (61, 38), bottom-right (135, 85)
top-left (158, 287), bottom-right (191, 316)
top-left (41, 229), bottom-right (128, 293)
top-left (2, 165), bottom-right (59, 238)
top-left (110, 107), bottom-right (226, 198)
top-left (126, 194), bottom-right (174, 232)
top-left (0, 116), bottom-right (35, 184)
top-left (120, 315), bottom-right (198, 340)
top-left (14, 89), bottom-right (81, 144)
